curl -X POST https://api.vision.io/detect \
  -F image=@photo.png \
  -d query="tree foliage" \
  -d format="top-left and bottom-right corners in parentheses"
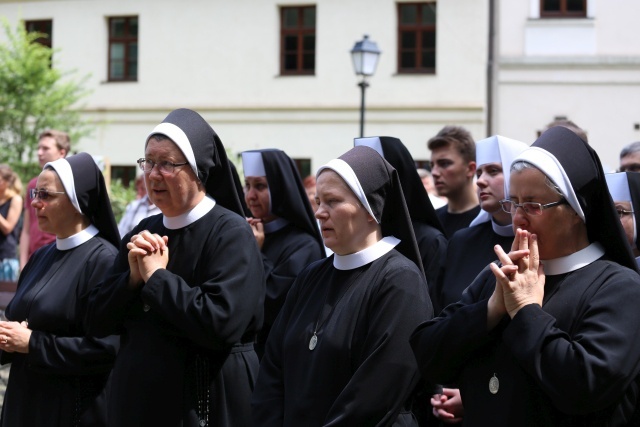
top-left (0, 19), bottom-right (92, 177)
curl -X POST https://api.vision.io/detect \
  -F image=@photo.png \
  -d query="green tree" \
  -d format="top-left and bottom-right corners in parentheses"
top-left (0, 19), bottom-right (92, 182)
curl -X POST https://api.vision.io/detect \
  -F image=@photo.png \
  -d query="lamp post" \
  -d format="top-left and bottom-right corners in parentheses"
top-left (350, 34), bottom-right (381, 138)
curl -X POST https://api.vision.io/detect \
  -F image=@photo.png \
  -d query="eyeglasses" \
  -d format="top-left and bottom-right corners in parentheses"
top-left (137, 158), bottom-right (188, 175)
top-left (499, 198), bottom-right (568, 216)
top-left (30, 188), bottom-right (66, 201)
top-left (619, 165), bottom-right (640, 173)
top-left (616, 208), bottom-right (635, 218)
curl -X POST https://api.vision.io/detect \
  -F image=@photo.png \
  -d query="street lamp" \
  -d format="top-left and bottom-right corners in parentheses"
top-left (350, 34), bottom-right (381, 138)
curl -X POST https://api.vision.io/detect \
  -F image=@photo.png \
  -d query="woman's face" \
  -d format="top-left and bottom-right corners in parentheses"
top-left (31, 169), bottom-right (80, 238)
top-left (509, 168), bottom-right (584, 259)
top-left (476, 162), bottom-right (511, 225)
top-left (315, 170), bottom-right (376, 255)
top-left (244, 176), bottom-right (276, 222)
top-left (614, 200), bottom-right (638, 256)
top-left (144, 138), bottom-right (203, 217)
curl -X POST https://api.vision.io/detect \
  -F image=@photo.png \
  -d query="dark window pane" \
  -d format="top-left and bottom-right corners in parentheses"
top-left (283, 8), bottom-right (298, 28)
top-left (543, 0), bottom-right (561, 11)
top-left (422, 3), bottom-right (437, 25)
top-left (422, 51), bottom-right (436, 68)
top-left (567, 0), bottom-right (585, 11)
top-left (422, 31), bottom-right (436, 49)
top-left (284, 54), bottom-right (297, 70)
top-left (303, 35), bottom-right (315, 50)
top-left (401, 31), bottom-right (417, 49)
top-left (401, 52), bottom-right (416, 68)
top-left (303, 7), bottom-right (316, 28)
top-left (400, 5), bottom-right (418, 25)
top-left (284, 36), bottom-right (298, 51)
top-left (128, 43), bottom-right (138, 60)
top-left (127, 61), bottom-right (137, 78)
top-left (111, 18), bottom-right (126, 37)
top-left (111, 61), bottom-right (124, 79)
top-left (129, 18), bottom-right (138, 36)
top-left (303, 53), bottom-right (314, 70)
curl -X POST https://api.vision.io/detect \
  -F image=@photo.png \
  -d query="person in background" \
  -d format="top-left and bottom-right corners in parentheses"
top-left (0, 165), bottom-right (23, 283)
top-left (252, 146), bottom-right (432, 426)
top-left (620, 141), bottom-right (640, 173)
top-left (417, 168), bottom-right (447, 209)
top-left (19, 130), bottom-right (70, 270)
top-left (242, 149), bottom-right (325, 358)
top-left (543, 119), bottom-right (588, 143)
top-left (430, 135), bottom-right (528, 424)
top-left (427, 125), bottom-right (480, 237)
top-left (412, 127), bottom-right (640, 426)
top-left (354, 136), bottom-right (446, 300)
top-left (302, 175), bottom-right (318, 212)
top-left (606, 171), bottom-right (640, 266)
top-left (118, 175), bottom-right (161, 237)
top-left (86, 109), bottom-right (265, 427)
top-left (0, 152), bottom-right (120, 426)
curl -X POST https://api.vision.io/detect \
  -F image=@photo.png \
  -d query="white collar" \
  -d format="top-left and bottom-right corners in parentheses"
top-left (492, 219), bottom-right (514, 237)
top-left (163, 195), bottom-right (216, 230)
top-left (541, 242), bottom-right (605, 275)
top-left (264, 217), bottom-right (289, 234)
top-left (333, 236), bottom-right (400, 270)
top-left (56, 224), bottom-right (99, 250)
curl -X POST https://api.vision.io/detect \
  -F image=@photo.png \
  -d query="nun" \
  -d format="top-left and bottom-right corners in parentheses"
top-left (241, 149), bottom-right (325, 358)
top-left (436, 135), bottom-right (528, 314)
top-left (353, 136), bottom-right (447, 302)
top-left (0, 152), bottom-right (119, 426)
top-left (252, 145), bottom-right (433, 426)
top-left (411, 127), bottom-right (640, 426)
top-left (86, 109), bottom-right (265, 427)
top-left (606, 172), bottom-right (640, 266)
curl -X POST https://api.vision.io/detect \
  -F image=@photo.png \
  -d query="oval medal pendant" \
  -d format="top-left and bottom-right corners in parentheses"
top-left (489, 373), bottom-right (499, 394)
top-left (309, 333), bottom-right (318, 350)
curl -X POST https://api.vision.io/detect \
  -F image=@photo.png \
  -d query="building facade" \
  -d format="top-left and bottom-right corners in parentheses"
top-left (0, 0), bottom-right (489, 182)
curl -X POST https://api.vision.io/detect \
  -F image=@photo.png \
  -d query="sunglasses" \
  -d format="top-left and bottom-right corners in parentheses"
top-left (30, 188), bottom-right (66, 200)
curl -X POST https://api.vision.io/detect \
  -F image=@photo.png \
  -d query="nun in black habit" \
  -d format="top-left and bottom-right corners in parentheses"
top-left (86, 109), bottom-right (265, 427)
top-left (606, 171), bottom-right (640, 267)
top-left (241, 149), bottom-right (325, 358)
top-left (252, 145), bottom-right (433, 426)
top-left (0, 152), bottom-right (120, 426)
top-left (436, 135), bottom-right (528, 314)
top-left (411, 127), bottom-right (640, 426)
top-left (354, 136), bottom-right (447, 302)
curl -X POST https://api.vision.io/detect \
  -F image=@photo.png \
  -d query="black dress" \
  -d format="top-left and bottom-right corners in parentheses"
top-left (435, 205), bottom-right (481, 238)
top-left (435, 221), bottom-right (513, 314)
top-left (256, 222), bottom-right (325, 357)
top-left (87, 204), bottom-right (265, 427)
top-left (412, 247), bottom-right (640, 426)
top-left (253, 246), bottom-right (432, 426)
top-left (1, 235), bottom-right (119, 426)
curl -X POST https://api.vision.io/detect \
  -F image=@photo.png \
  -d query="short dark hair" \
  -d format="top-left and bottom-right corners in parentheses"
top-left (427, 125), bottom-right (475, 163)
top-left (38, 129), bottom-right (71, 155)
top-left (620, 141), bottom-right (640, 159)
top-left (544, 119), bottom-right (588, 143)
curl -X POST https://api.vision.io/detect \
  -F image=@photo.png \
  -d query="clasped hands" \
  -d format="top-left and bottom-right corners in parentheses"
top-left (488, 228), bottom-right (545, 328)
top-left (127, 230), bottom-right (169, 288)
top-left (0, 320), bottom-right (31, 354)
top-left (246, 218), bottom-right (265, 249)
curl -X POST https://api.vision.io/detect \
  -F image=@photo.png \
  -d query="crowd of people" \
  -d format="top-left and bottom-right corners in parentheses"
top-left (1, 110), bottom-right (640, 427)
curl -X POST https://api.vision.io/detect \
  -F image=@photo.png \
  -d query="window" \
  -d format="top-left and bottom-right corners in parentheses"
top-left (108, 16), bottom-right (138, 81)
top-left (293, 158), bottom-right (312, 179)
top-left (111, 165), bottom-right (137, 188)
top-left (398, 2), bottom-right (436, 74)
top-left (25, 19), bottom-right (53, 48)
top-left (280, 6), bottom-right (316, 75)
top-left (540, 0), bottom-right (587, 18)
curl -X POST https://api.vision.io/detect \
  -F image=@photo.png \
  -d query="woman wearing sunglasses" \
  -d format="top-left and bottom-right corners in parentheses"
top-left (0, 153), bottom-right (120, 426)
top-left (412, 127), bottom-right (640, 426)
